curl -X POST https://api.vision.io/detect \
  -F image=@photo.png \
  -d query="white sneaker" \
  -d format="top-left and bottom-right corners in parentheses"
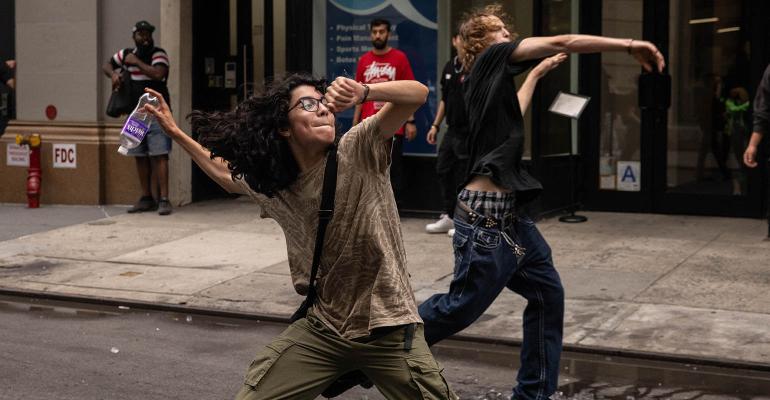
top-left (447, 228), bottom-right (455, 238)
top-left (426, 214), bottom-right (454, 233)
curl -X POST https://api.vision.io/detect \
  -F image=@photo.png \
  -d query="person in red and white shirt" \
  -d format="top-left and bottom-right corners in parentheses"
top-left (353, 18), bottom-right (416, 207)
top-left (102, 20), bottom-right (173, 215)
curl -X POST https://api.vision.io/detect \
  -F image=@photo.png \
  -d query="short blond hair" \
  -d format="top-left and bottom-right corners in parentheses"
top-left (458, 4), bottom-right (518, 72)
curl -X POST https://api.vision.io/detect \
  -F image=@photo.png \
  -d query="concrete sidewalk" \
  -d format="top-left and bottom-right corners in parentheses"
top-left (1, 198), bottom-right (769, 366)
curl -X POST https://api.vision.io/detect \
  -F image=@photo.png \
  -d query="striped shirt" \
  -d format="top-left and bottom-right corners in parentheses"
top-left (108, 46), bottom-right (171, 105)
top-left (110, 47), bottom-right (169, 82)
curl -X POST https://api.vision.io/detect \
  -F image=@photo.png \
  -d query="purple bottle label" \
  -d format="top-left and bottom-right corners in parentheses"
top-left (122, 117), bottom-right (149, 141)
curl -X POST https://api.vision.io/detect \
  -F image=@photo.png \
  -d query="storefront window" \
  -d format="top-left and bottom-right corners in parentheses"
top-left (538, 0), bottom-right (579, 157)
top-left (599, 0), bottom-right (643, 191)
top-left (666, 0), bottom-right (750, 196)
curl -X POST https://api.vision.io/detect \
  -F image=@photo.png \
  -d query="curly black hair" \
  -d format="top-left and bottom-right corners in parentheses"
top-left (188, 73), bottom-right (327, 197)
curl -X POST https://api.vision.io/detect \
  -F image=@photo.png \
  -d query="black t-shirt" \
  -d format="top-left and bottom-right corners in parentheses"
top-left (440, 56), bottom-right (468, 132)
top-left (462, 40), bottom-right (541, 204)
top-left (754, 64), bottom-right (770, 136)
top-left (0, 62), bottom-right (12, 85)
top-left (109, 47), bottom-right (171, 106)
top-left (0, 62), bottom-right (12, 134)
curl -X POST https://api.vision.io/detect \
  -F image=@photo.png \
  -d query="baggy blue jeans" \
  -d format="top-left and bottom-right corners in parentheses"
top-left (418, 212), bottom-right (564, 400)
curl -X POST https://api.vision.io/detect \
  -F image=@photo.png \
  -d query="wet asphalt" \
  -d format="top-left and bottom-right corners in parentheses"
top-left (1, 295), bottom-right (768, 400)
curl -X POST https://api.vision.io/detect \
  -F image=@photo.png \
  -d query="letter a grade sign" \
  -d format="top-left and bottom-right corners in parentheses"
top-left (616, 161), bottom-right (640, 192)
top-left (53, 143), bottom-right (77, 169)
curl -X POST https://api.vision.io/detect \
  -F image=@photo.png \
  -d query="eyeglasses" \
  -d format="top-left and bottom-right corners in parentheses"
top-left (289, 96), bottom-right (329, 113)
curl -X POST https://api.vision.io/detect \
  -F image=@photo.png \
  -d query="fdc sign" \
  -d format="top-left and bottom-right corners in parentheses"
top-left (53, 144), bottom-right (77, 168)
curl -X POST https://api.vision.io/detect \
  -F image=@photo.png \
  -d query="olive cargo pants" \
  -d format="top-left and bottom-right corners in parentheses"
top-left (234, 314), bottom-right (457, 400)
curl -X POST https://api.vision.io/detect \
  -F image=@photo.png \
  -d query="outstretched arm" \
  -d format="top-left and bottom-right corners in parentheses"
top-left (517, 53), bottom-right (568, 114)
top-left (325, 77), bottom-right (428, 140)
top-left (512, 34), bottom-right (665, 73)
top-left (142, 88), bottom-right (245, 194)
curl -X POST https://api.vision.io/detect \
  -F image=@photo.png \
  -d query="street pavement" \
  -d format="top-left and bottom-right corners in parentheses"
top-left (0, 203), bottom-right (127, 242)
top-left (3, 296), bottom-right (764, 400)
top-left (1, 198), bottom-right (769, 366)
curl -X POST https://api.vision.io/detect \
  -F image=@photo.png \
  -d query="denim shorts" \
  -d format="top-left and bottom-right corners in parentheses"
top-left (125, 121), bottom-right (172, 157)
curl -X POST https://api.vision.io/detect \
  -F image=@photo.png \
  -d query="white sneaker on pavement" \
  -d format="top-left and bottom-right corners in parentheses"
top-left (426, 214), bottom-right (454, 233)
top-left (447, 228), bottom-right (455, 238)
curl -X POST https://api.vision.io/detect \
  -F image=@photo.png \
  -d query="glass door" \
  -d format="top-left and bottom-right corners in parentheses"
top-left (582, 0), bottom-right (652, 213)
top-left (598, 0), bottom-right (644, 194)
top-left (583, 0), bottom-right (767, 218)
top-left (531, 0), bottom-right (582, 216)
top-left (653, 0), bottom-right (765, 217)
top-left (191, 0), bottom-right (260, 201)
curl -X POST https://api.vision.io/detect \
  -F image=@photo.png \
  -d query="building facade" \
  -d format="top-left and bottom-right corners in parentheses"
top-left (2, 0), bottom-right (769, 219)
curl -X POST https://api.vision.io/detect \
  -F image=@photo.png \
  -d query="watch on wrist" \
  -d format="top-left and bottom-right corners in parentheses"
top-left (359, 83), bottom-right (370, 104)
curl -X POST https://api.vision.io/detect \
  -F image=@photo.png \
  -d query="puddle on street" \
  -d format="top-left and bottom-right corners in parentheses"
top-left (435, 340), bottom-right (770, 399)
top-left (548, 353), bottom-right (770, 399)
top-left (2, 295), bottom-right (769, 399)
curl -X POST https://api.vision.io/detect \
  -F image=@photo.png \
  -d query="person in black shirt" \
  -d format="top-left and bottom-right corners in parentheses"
top-left (743, 63), bottom-right (770, 236)
top-left (743, 63), bottom-right (770, 168)
top-left (418, 5), bottom-right (665, 400)
top-left (425, 34), bottom-right (564, 236)
top-left (0, 59), bottom-right (15, 137)
top-left (102, 20), bottom-right (173, 215)
top-left (425, 34), bottom-right (469, 234)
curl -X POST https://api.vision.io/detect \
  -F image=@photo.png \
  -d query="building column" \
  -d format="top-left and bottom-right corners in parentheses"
top-left (273, 0), bottom-right (286, 76)
top-left (160, 0), bottom-right (193, 206)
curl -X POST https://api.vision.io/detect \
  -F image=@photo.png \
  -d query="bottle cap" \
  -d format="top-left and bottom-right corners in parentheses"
top-left (117, 146), bottom-right (129, 155)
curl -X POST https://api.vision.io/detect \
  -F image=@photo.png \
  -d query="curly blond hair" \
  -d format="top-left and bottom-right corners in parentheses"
top-left (458, 4), bottom-right (518, 72)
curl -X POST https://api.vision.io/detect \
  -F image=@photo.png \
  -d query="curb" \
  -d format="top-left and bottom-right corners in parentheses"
top-left (2, 287), bottom-right (769, 373)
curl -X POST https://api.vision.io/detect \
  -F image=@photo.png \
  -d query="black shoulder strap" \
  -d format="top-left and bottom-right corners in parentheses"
top-left (304, 141), bottom-right (339, 305)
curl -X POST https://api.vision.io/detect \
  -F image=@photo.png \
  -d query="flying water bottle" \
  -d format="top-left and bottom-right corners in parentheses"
top-left (117, 93), bottom-right (159, 155)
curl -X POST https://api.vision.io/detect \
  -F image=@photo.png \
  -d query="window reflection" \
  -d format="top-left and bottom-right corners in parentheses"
top-left (599, 0), bottom-right (643, 191)
top-left (668, 0), bottom-right (750, 196)
top-left (539, 0), bottom-right (577, 157)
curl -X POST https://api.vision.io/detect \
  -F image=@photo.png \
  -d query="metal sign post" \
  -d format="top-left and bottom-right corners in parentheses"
top-left (549, 92), bottom-right (590, 223)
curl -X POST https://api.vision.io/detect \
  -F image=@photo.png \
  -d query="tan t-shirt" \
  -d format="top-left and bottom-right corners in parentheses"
top-left (236, 113), bottom-right (421, 339)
